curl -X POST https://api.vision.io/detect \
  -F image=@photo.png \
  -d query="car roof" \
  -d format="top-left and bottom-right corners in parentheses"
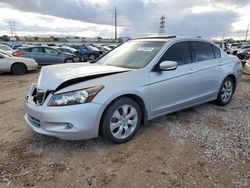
top-left (133, 35), bottom-right (215, 44)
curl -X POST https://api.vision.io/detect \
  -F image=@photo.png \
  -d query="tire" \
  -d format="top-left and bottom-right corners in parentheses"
top-left (232, 51), bottom-right (237, 55)
top-left (215, 77), bottom-right (235, 106)
top-left (101, 97), bottom-right (141, 144)
top-left (12, 63), bottom-right (27, 75)
top-left (64, 58), bottom-right (74, 63)
top-left (89, 54), bottom-right (96, 61)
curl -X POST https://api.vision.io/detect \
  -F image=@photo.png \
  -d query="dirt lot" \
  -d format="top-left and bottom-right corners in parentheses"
top-left (0, 71), bottom-right (249, 188)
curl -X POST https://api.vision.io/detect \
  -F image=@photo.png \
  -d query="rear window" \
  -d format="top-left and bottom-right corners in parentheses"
top-left (191, 41), bottom-right (215, 62)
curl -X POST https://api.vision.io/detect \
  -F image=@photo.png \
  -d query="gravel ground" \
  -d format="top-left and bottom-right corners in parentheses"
top-left (0, 71), bottom-right (249, 188)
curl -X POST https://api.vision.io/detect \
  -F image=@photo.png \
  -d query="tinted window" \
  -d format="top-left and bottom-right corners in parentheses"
top-left (31, 47), bottom-right (43, 53)
top-left (192, 41), bottom-right (215, 62)
top-left (212, 45), bottom-right (221, 58)
top-left (160, 41), bottom-right (192, 66)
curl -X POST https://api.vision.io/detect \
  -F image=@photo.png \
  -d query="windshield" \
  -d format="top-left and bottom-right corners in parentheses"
top-left (97, 41), bottom-right (165, 69)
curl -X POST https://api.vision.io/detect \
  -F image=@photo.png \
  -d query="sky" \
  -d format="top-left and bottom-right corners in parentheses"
top-left (0, 0), bottom-right (249, 39)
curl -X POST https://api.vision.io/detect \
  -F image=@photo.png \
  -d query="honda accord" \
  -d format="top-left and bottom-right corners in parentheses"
top-left (25, 36), bottom-right (242, 144)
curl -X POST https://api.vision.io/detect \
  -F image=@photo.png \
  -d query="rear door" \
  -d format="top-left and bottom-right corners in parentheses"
top-left (191, 41), bottom-right (223, 101)
top-left (149, 41), bottom-right (197, 118)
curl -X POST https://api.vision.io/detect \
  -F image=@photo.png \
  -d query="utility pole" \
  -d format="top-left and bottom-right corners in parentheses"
top-left (115, 6), bottom-right (117, 40)
top-left (8, 20), bottom-right (16, 37)
top-left (245, 23), bottom-right (249, 42)
top-left (159, 15), bottom-right (166, 35)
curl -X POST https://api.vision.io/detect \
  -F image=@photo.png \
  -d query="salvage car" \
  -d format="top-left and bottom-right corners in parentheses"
top-left (0, 52), bottom-right (38, 75)
top-left (25, 36), bottom-right (242, 144)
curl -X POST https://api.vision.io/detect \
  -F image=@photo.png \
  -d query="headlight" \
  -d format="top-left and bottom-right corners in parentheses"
top-left (48, 85), bottom-right (104, 106)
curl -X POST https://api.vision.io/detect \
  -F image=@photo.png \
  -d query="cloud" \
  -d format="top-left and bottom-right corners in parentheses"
top-left (0, 0), bottom-right (249, 38)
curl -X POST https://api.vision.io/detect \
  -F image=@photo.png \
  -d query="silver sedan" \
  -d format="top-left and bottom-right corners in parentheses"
top-left (25, 36), bottom-right (242, 143)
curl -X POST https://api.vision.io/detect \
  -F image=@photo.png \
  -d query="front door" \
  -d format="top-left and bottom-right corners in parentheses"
top-left (149, 41), bottom-right (196, 118)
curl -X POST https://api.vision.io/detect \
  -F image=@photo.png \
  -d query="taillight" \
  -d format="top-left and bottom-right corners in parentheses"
top-left (14, 50), bottom-right (24, 57)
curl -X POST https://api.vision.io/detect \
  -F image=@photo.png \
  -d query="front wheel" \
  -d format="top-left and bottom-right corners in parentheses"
top-left (12, 63), bottom-right (27, 75)
top-left (101, 97), bottom-right (141, 144)
top-left (216, 77), bottom-right (235, 106)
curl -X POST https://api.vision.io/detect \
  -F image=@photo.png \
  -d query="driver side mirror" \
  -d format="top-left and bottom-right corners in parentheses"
top-left (157, 61), bottom-right (178, 71)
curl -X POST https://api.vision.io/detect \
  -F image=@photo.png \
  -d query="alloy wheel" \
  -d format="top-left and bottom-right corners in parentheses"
top-left (110, 104), bottom-right (138, 139)
top-left (220, 80), bottom-right (233, 103)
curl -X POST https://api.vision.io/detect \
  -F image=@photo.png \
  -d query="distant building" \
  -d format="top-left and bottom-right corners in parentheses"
top-left (65, 37), bottom-right (82, 43)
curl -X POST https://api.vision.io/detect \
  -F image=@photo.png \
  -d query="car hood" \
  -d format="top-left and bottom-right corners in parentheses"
top-left (37, 63), bottom-right (130, 90)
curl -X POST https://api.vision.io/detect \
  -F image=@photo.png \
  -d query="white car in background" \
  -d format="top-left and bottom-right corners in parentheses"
top-left (0, 44), bottom-right (14, 54)
top-left (0, 52), bottom-right (38, 75)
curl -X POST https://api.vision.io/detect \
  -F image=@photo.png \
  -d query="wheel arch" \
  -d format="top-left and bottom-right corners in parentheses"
top-left (98, 93), bottom-right (148, 135)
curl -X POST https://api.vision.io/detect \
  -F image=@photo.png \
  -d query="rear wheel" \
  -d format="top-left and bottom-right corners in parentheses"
top-left (64, 58), bottom-right (74, 63)
top-left (101, 97), bottom-right (141, 144)
top-left (89, 54), bottom-right (96, 61)
top-left (216, 77), bottom-right (235, 106)
top-left (12, 63), bottom-right (27, 75)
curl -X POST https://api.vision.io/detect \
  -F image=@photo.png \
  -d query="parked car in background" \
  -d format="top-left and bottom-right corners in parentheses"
top-left (13, 46), bottom-right (79, 65)
top-left (56, 46), bottom-right (88, 62)
top-left (71, 44), bottom-right (100, 61)
top-left (237, 45), bottom-right (250, 54)
top-left (92, 44), bottom-right (112, 54)
top-left (25, 36), bottom-right (241, 144)
top-left (229, 43), bottom-right (240, 55)
top-left (0, 49), bottom-right (12, 56)
top-left (213, 41), bottom-right (230, 54)
top-left (106, 44), bottom-right (118, 49)
top-left (0, 52), bottom-right (38, 75)
top-left (11, 43), bottom-right (23, 50)
top-left (0, 44), bottom-right (14, 54)
top-left (237, 49), bottom-right (250, 67)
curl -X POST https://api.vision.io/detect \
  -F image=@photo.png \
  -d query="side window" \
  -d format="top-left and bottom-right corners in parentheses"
top-left (44, 48), bottom-right (58, 55)
top-left (31, 47), bottom-right (43, 53)
top-left (191, 41), bottom-right (215, 62)
top-left (212, 45), bottom-right (221, 59)
top-left (159, 41), bottom-right (192, 66)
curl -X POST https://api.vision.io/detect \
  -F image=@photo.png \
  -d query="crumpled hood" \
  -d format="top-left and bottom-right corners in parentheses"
top-left (37, 63), bottom-right (130, 90)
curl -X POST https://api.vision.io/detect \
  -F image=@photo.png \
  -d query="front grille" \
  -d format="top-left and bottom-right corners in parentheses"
top-left (28, 115), bottom-right (41, 128)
